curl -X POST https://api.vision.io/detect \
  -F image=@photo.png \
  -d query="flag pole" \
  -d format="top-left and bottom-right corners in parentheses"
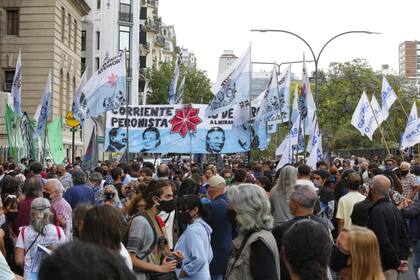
top-left (368, 96), bottom-right (391, 155)
top-left (124, 49), bottom-right (129, 162)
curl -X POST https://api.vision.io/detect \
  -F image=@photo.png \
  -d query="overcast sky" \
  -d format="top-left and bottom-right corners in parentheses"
top-left (159, 0), bottom-right (420, 81)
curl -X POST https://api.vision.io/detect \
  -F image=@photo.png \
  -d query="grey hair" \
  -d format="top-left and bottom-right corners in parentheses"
top-left (372, 175), bottom-right (391, 197)
top-left (47, 179), bottom-right (64, 194)
top-left (31, 198), bottom-right (53, 234)
top-left (400, 162), bottom-right (411, 169)
top-left (102, 185), bottom-right (120, 202)
top-left (227, 183), bottom-right (273, 232)
top-left (290, 185), bottom-right (317, 209)
top-left (89, 172), bottom-right (103, 182)
top-left (273, 165), bottom-right (297, 198)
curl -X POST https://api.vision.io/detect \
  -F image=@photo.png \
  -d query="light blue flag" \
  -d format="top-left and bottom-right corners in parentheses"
top-left (77, 51), bottom-right (126, 121)
top-left (291, 84), bottom-right (299, 124)
top-left (71, 70), bottom-right (88, 124)
top-left (169, 57), bottom-right (181, 104)
top-left (11, 50), bottom-right (22, 116)
top-left (269, 65), bottom-right (291, 124)
top-left (205, 46), bottom-right (251, 117)
top-left (255, 66), bottom-right (279, 124)
top-left (381, 76), bottom-right (397, 121)
top-left (33, 69), bottom-right (52, 139)
top-left (351, 91), bottom-right (371, 136)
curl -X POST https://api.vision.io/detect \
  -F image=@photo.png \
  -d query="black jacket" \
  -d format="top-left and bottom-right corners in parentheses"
top-left (401, 200), bottom-right (420, 241)
top-left (367, 197), bottom-right (409, 271)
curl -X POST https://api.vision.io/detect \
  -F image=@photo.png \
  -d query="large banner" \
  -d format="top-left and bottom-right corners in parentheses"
top-left (105, 104), bottom-right (266, 154)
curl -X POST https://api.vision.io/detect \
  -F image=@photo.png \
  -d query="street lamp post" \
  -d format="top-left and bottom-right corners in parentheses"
top-left (251, 29), bottom-right (381, 106)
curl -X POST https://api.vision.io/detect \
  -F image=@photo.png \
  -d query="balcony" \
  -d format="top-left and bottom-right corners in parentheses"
top-left (145, 18), bottom-right (160, 32)
top-left (119, 12), bottom-right (133, 23)
top-left (155, 34), bottom-right (165, 47)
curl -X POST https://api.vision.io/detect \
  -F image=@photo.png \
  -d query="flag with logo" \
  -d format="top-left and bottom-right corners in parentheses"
top-left (76, 51), bottom-right (126, 121)
top-left (364, 95), bottom-right (384, 141)
top-left (291, 84), bottom-right (299, 124)
top-left (72, 70), bottom-right (88, 124)
top-left (34, 69), bottom-right (52, 139)
top-left (381, 77), bottom-right (397, 120)
top-left (276, 134), bottom-right (293, 170)
top-left (299, 61), bottom-right (316, 135)
top-left (205, 46), bottom-right (251, 116)
top-left (274, 64), bottom-right (291, 123)
top-left (169, 57), bottom-right (181, 104)
top-left (307, 135), bottom-right (323, 170)
top-left (307, 114), bottom-right (320, 152)
top-left (401, 102), bottom-right (420, 149)
top-left (351, 91), bottom-right (371, 136)
top-left (255, 66), bottom-right (280, 124)
top-left (11, 50), bottom-right (22, 116)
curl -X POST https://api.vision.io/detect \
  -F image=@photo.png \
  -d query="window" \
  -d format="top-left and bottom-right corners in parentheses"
top-left (139, 56), bottom-right (146, 68)
top-left (97, 0), bottom-right (101, 9)
top-left (163, 29), bottom-right (166, 36)
top-left (139, 31), bottom-right (146, 45)
top-left (96, 31), bottom-right (100, 50)
top-left (6, 9), bottom-right (19, 35)
top-left (119, 0), bottom-right (132, 22)
top-left (81, 57), bottom-right (86, 74)
top-left (95, 57), bottom-right (100, 70)
top-left (4, 70), bottom-right (15, 91)
top-left (73, 20), bottom-right (77, 51)
top-left (81, 31), bottom-right (86, 51)
top-left (66, 73), bottom-right (71, 113)
top-left (119, 26), bottom-right (130, 51)
top-left (61, 8), bottom-right (65, 42)
top-left (59, 70), bottom-right (64, 114)
top-left (140, 7), bottom-right (147, 20)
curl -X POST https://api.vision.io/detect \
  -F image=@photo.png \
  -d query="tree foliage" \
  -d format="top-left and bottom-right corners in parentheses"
top-left (147, 62), bottom-right (213, 105)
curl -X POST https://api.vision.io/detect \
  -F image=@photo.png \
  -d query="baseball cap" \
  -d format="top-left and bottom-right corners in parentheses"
top-left (207, 174), bottom-right (226, 188)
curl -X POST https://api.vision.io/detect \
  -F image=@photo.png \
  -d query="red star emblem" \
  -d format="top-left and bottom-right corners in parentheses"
top-left (107, 73), bottom-right (118, 87)
top-left (169, 106), bottom-right (202, 138)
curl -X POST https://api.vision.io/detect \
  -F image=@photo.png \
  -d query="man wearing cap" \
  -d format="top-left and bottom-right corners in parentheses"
top-left (204, 174), bottom-right (233, 280)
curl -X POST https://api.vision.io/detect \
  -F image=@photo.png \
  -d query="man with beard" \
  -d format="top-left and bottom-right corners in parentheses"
top-left (106, 127), bottom-right (127, 152)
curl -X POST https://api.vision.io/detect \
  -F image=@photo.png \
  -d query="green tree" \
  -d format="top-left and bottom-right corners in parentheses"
top-left (147, 61), bottom-right (213, 104)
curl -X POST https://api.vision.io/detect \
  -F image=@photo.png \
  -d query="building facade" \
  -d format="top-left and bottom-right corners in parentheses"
top-left (217, 50), bottom-right (238, 80)
top-left (399, 41), bottom-right (420, 78)
top-left (180, 47), bottom-right (196, 69)
top-left (0, 0), bottom-right (90, 159)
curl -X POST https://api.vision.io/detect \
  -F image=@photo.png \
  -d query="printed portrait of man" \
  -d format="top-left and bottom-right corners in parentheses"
top-left (141, 127), bottom-right (161, 152)
top-left (106, 127), bottom-right (127, 152)
top-left (206, 127), bottom-right (225, 153)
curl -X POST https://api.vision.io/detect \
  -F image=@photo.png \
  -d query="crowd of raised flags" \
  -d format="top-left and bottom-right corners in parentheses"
top-left (5, 46), bottom-right (420, 168)
top-left (351, 77), bottom-right (420, 151)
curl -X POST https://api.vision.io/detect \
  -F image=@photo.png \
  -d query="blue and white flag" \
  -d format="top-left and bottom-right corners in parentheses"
top-left (11, 50), bottom-right (22, 116)
top-left (276, 134), bottom-right (293, 170)
top-left (33, 69), bottom-right (52, 139)
top-left (401, 102), bottom-right (420, 149)
top-left (307, 134), bottom-right (323, 170)
top-left (351, 91), bottom-right (371, 136)
top-left (267, 65), bottom-right (291, 124)
top-left (299, 61), bottom-right (316, 135)
top-left (169, 57), bottom-right (181, 104)
top-left (276, 111), bottom-right (302, 156)
top-left (72, 70), bottom-right (88, 124)
top-left (307, 114), bottom-right (320, 152)
top-left (175, 76), bottom-right (186, 104)
top-left (364, 95), bottom-right (384, 141)
top-left (291, 84), bottom-right (299, 124)
top-left (381, 77), bottom-right (397, 121)
top-left (77, 51), bottom-right (126, 121)
top-left (205, 46), bottom-right (251, 117)
top-left (255, 66), bottom-right (279, 124)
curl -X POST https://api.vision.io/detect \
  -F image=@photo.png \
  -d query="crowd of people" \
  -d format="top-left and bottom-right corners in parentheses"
top-left (0, 154), bottom-right (418, 279)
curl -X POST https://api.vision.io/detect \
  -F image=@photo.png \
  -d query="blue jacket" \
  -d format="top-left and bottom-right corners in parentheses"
top-left (175, 218), bottom-right (213, 280)
top-left (204, 194), bottom-right (233, 276)
top-left (63, 184), bottom-right (95, 209)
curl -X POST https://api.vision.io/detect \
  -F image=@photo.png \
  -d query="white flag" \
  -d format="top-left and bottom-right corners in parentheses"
top-left (351, 91), bottom-right (371, 136)
top-left (78, 51), bottom-right (126, 121)
top-left (401, 102), bottom-right (420, 149)
top-left (205, 46), bottom-right (251, 116)
top-left (142, 80), bottom-right (149, 105)
top-left (33, 69), bottom-right (52, 139)
top-left (169, 57), bottom-right (181, 104)
top-left (11, 50), bottom-right (22, 116)
top-left (276, 135), bottom-right (293, 170)
top-left (364, 95), bottom-right (383, 141)
top-left (307, 134), bottom-right (323, 170)
top-left (176, 76), bottom-right (186, 104)
top-left (269, 65), bottom-right (291, 124)
top-left (381, 77), bottom-right (397, 120)
top-left (299, 61), bottom-right (316, 135)
top-left (255, 66), bottom-right (279, 124)
top-left (276, 111), bottom-right (301, 156)
top-left (71, 70), bottom-right (88, 124)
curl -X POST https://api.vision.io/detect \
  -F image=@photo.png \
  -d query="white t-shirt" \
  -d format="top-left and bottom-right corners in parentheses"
top-left (336, 191), bottom-right (366, 228)
top-left (296, 179), bottom-right (318, 191)
top-left (0, 252), bottom-right (14, 280)
top-left (120, 242), bottom-right (133, 270)
top-left (16, 224), bottom-right (66, 279)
